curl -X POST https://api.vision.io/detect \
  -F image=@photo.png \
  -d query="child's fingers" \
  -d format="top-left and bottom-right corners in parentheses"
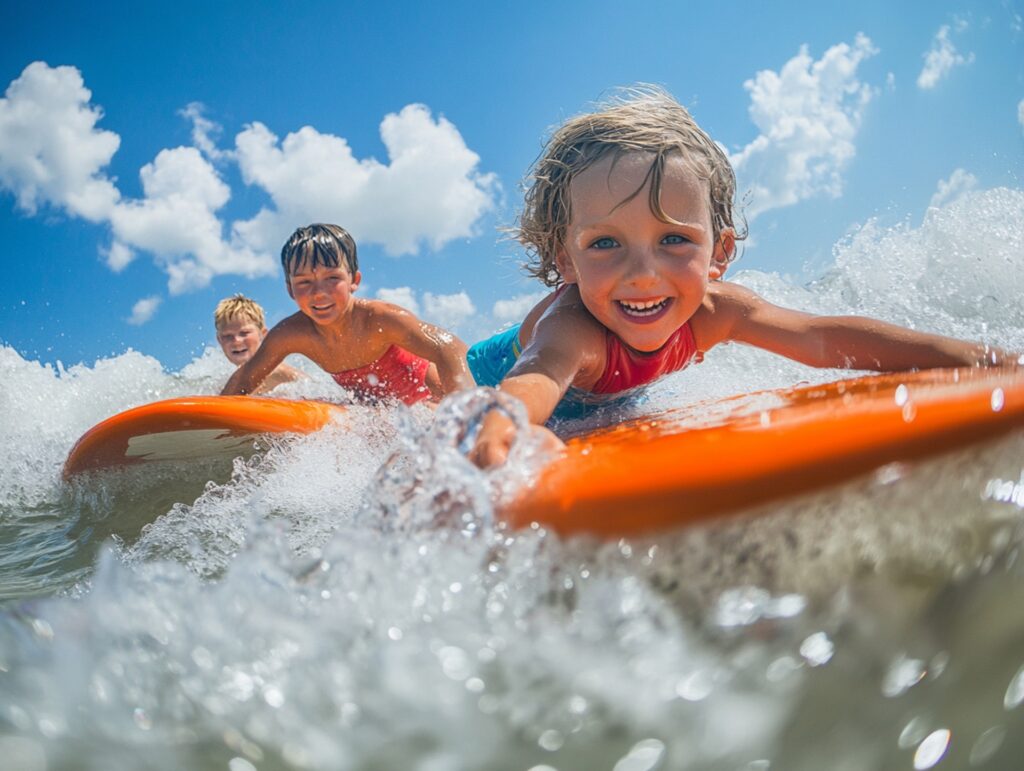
top-left (470, 439), bottom-right (510, 469)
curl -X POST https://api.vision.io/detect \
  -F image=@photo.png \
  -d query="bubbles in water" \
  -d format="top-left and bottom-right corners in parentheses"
top-left (914, 728), bottom-right (951, 770)
top-left (1004, 663), bottom-right (1024, 710)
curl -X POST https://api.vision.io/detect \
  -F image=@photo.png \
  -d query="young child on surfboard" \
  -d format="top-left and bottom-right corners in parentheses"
top-left (467, 87), bottom-right (1012, 468)
top-left (215, 294), bottom-right (306, 395)
top-left (222, 223), bottom-right (475, 405)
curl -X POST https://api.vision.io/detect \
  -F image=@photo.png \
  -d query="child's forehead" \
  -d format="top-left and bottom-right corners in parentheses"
top-left (217, 317), bottom-right (261, 332)
top-left (288, 260), bottom-right (351, 278)
top-left (569, 152), bottom-right (711, 220)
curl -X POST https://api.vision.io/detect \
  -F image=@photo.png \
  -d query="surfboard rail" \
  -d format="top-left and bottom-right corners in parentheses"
top-left (62, 396), bottom-right (344, 477)
top-left (497, 366), bottom-right (1024, 537)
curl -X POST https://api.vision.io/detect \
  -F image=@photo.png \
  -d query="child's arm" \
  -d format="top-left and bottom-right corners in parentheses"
top-left (380, 308), bottom-right (476, 395)
top-left (701, 283), bottom-right (1009, 370)
top-left (469, 310), bottom-right (603, 468)
top-left (222, 321), bottom-right (302, 395)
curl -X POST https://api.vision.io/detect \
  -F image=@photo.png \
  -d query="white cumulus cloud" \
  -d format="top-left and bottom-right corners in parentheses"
top-left (0, 62), bottom-right (496, 299)
top-left (929, 168), bottom-right (978, 209)
top-left (492, 291), bottom-right (547, 324)
top-left (729, 34), bottom-right (879, 221)
top-left (127, 295), bottom-right (161, 325)
top-left (376, 286), bottom-right (421, 315)
top-left (231, 104), bottom-right (498, 260)
top-left (0, 62), bottom-right (120, 221)
top-left (917, 24), bottom-right (974, 90)
top-left (375, 286), bottom-right (476, 330)
top-left (423, 291), bottom-right (476, 329)
top-left (108, 146), bottom-right (273, 293)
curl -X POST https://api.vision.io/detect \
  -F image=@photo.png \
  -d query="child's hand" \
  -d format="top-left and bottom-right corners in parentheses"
top-left (468, 409), bottom-right (518, 468)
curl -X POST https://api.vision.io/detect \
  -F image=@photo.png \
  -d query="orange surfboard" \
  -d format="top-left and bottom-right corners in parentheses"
top-left (499, 366), bottom-right (1024, 537)
top-left (63, 367), bottom-right (1024, 538)
top-left (62, 396), bottom-right (345, 477)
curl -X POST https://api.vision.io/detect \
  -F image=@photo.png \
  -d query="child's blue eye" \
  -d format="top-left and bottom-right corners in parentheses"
top-left (591, 237), bottom-right (619, 249)
top-left (662, 234), bottom-right (689, 245)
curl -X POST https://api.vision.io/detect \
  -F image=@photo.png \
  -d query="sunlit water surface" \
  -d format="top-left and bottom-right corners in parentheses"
top-left (1, 190), bottom-right (1023, 770)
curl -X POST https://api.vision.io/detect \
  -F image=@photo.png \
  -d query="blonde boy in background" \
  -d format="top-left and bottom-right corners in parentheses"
top-left (215, 294), bottom-right (306, 394)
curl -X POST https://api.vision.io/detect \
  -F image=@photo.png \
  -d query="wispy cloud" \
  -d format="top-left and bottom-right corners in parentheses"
top-left (180, 102), bottom-right (232, 163)
top-left (375, 286), bottom-right (421, 315)
top-left (127, 295), bottom-right (162, 325)
top-left (729, 34), bottom-right (879, 221)
top-left (422, 291), bottom-right (476, 329)
top-left (929, 168), bottom-right (978, 208)
top-left (0, 62), bottom-right (498, 297)
top-left (376, 287), bottom-right (477, 330)
top-left (492, 291), bottom-right (546, 325)
top-left (917, 23), bottom-right (974, 90)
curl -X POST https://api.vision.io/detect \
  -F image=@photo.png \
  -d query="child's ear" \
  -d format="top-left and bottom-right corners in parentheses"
top-left (352, 270), bottom-right (362, 289)
top-left (709, 229), bottom-right (735, 280)
top-left (554, 248), bottom-right (578, 283)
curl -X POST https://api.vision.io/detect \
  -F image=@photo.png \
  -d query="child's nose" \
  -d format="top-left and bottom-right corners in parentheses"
top-left (625, 247), bottom-right (659, 285)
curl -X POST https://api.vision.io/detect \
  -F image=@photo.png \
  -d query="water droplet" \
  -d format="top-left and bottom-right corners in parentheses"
top-left (969, 725), bottom-right (1005, 766)
top-left (883, 655), bottom-right (927, 697)
top-left (676, 669), bottom-right (714, 701)
top-left (799, 632), bottom-right (835, 666)
top-left (991, 388), bottom-right (1005, 412)
top-left (613, 738), bottom-right (666, 771)
top-left (538, 729), bottom-right (564, 751)
top-left (263, 687), bottom-right (285, 708)
top-left (895, 384), bottom-right (910, 406)
top-left (1003, 663), bottom-right (1024, 709)
top-left (914, 729), bottom-right (951, 769)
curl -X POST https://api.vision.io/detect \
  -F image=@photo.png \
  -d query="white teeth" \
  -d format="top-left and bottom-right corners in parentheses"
top-left (619, 298), bottom-right (667, 315)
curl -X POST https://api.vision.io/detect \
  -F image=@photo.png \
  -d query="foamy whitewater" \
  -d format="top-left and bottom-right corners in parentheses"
top-left (1, 190), bottom-right (1023, 770)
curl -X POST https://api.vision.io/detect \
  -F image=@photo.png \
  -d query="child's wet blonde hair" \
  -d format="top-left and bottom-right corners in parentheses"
top-left (214, 294), bottom-right (266, 331)
top-left (518, 85), bottom-right (745, 286)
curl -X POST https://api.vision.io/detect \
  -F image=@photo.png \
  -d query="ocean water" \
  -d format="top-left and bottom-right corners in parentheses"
top-left (1, 189), bottom-right (1023, 770)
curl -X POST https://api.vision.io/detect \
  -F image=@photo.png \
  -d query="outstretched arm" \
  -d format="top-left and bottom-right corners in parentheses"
top-left (702, 283), bottom-right (1009, 371)
top-left (222, 324), bottom-right (295, 395)
top-left (468, 310), bottom-right (602, 468)
top-left (384, 310), bottom-right (475, 396)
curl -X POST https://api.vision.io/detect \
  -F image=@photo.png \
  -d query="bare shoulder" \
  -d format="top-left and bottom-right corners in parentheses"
top-left (259, 312), bottom-right (322, 361)
top-left (521, 286), bottom-right (606, 386)
top-left (362, 298), bottom-right (421, 332)
top-left (690, 280), bottom-right (767, 350)
top-left (528, 286), bottom-right (604, 350)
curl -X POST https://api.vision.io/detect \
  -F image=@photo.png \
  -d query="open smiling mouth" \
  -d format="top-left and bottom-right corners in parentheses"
top-left (617, 298), bottom-right (671, 318)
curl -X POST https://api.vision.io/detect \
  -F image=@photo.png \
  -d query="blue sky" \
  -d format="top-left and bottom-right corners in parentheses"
top-left (2, 0), bottom-right (1022, 369)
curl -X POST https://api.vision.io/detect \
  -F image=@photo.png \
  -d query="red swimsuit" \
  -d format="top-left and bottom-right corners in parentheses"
top-left (330, 345), bottom-right (432, 405)
top-left (591, 321), bottom-right (701, 393)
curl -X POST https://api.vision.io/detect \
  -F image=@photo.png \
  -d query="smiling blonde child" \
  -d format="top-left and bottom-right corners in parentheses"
top-left (215, 294), bottom-right (305, 394)
top-left (222, 224), bottom-right (474, 404)
top-left (466, 87), bottom-right (1010, 467)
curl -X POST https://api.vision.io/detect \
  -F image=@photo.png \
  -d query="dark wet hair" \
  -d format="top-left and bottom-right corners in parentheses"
top-left (281, 224), bottom-right (359, 277)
